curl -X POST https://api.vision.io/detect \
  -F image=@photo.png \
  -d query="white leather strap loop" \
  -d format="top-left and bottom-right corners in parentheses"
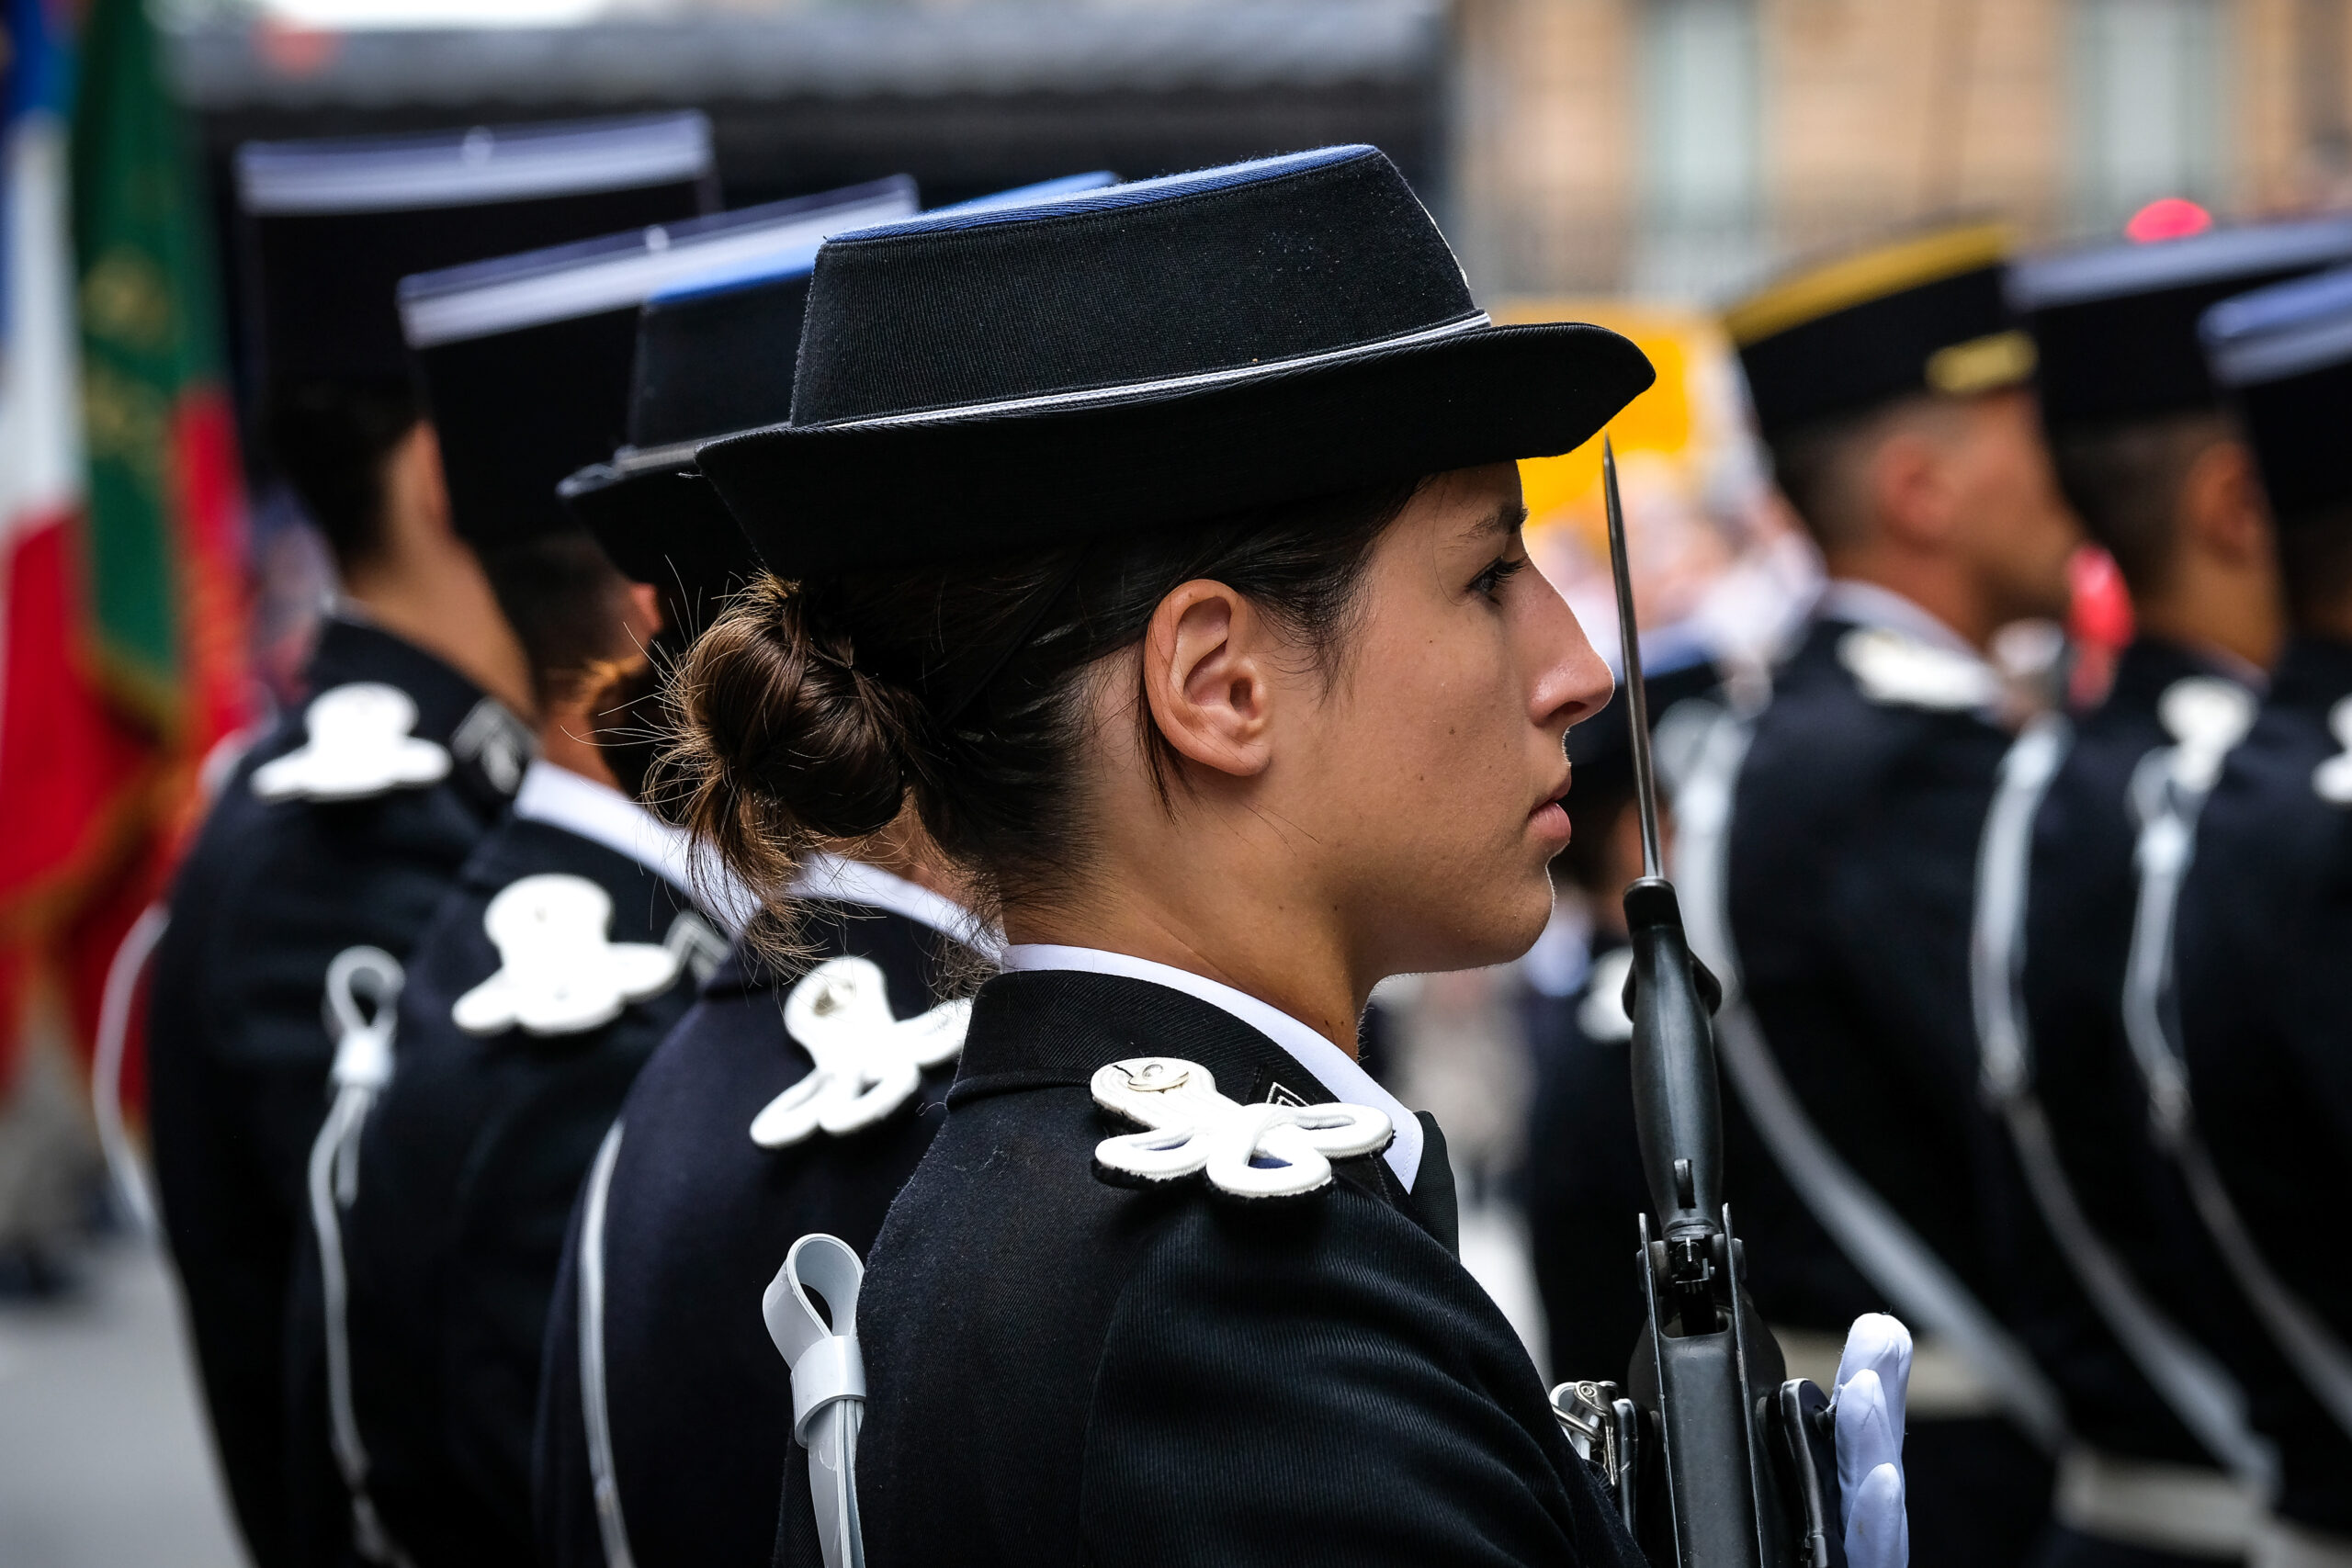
top-left (765, 1235), bottom-right (868, 1568)
top-left (789, 1336), bottom-right (868, 1445)
top-left (306, 947), bottom-right (416, 1568)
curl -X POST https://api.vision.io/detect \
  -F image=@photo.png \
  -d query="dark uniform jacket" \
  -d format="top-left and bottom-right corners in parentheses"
top-left (147, 617), bottom-right (526, 1568)
top-left (1523, 934), bottom-right (1651, 1385)
top-left (536, 890), bottom-right (979, 1568)
top-left (2017, 637), bottom-right (2267, 1471)
top-left (1722, 607), bottom-right (2052, 1562)
top-left (811, 966), bottom-right (1642, 1568)
top-left (340, 791), bottom-right (711, 1566)
top-left (2175, 635), bottom-right (2352, 1534)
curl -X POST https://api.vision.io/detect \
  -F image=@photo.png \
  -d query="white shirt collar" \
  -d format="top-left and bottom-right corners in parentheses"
top-left (999, 942), bottom-right (1422, 1191)
top-left (790, 851), bottom-right (1002, 962)
top-left (1816, 580), bottom-right (1981, 660)
top-left (510, 759), bottom-right (755, 932)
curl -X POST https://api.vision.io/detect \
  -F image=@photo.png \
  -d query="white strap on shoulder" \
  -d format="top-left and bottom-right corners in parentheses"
top-left (2119, 729), bottom-right (2352, 1438)
top-left (1972, 717), bottom-right (2274, 1492)
top-left (1675, 705), bottom-right (2069, 1451)
top-left (765, 1235), bottom-right (868, 1568)
top-left (578, 1121), bottom-right (637, 1568)
top-left (91, 904), bottom-right (169, 1239)
top-left (305, 946), bottom-right (417, 1568)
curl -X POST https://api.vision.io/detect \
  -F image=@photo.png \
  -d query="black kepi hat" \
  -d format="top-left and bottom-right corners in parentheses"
top-left (562, 174), bottom-right (1115, 618)
top-left (397, 180), bottom-right (918, 554)
top-left (696, 145), bottom-right (1654, 578)
top-left (1724, 220), bottom-right (2031, 443)
top-left (2201, 266), bottom-right (2352, 528)
top-left (2011, 215), bottom-right (2352, 436)
top-left (234, 113), bottom-right (716, 389)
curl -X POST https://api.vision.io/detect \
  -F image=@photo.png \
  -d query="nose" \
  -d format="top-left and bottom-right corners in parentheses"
top-left (1525, 568), bottom-right (1614, 735)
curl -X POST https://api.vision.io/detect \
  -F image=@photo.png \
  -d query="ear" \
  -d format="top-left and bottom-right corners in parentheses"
top-left (2177, 438), bottom-right (2271, 565)
top-left (386, 420), bottom-right (454, 542)
top-left (624, 581), bottom-right (664, 642)
top-left (1868, 426), bottom-right (1954, 549)
top-left (1138, 580), bottom-right (1275, 780)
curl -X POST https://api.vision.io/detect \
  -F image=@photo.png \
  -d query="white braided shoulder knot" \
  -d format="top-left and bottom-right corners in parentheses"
top-left (1090, 1056), bottom-right (1392, 1200)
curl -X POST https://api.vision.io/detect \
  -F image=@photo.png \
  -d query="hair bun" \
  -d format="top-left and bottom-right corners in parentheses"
top-left (672, 579), bottom-right (918, 896)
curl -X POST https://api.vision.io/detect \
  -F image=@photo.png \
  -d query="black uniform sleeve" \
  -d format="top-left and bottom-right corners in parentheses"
top-left (1079, 1191), bottom-right (1617, 1568)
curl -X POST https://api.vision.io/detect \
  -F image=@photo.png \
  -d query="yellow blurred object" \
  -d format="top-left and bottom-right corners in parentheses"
top-left (1498, 299), bottom-right (1733, 559)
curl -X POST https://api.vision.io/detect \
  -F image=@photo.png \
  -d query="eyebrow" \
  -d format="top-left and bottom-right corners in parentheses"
top-left (1460, 500), bottom-right (1530, 544)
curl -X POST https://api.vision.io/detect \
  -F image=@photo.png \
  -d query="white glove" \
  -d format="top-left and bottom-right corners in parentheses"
top-left (1833, 1313), bottom-right (1911, 1568)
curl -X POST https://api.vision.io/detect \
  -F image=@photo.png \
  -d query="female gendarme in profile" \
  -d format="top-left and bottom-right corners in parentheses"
top-left (675, 148), bottom-right (1907, 1568)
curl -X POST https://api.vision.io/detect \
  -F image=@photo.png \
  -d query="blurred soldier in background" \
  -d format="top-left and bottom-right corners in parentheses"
top-left (2171, 268), bottom-right (2352, 1565)
top-left (314, 193), bottom-right (892, 1568)
top-left (1981, 218), bottom-right (2352, 1568)
top-left (1524, 649), bottom-right (1720, 1385)
top-left (533, 175), bottom-right (1125, 1568)
top-left (142, 113), bottom-right (712, 1568)
top-left (1690, 222), bottom-right (2083, 1567)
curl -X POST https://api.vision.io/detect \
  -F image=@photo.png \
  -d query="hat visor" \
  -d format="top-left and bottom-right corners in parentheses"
top-left (699, 321), bottom-right (1656, 578)
top-left (560, 459), bottom-right (766, 627)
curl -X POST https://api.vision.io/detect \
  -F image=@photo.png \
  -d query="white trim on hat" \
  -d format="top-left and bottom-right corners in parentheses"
top-left (234, 113), bottom-right (712, 217)
top-left (2207, 300), bottom-right (2352, 387)
top-left (398, 193), bottom-right (915, 349)
top-left (2007, 216), bottom-right (2352, 311)
top-left (825, 310), bottom-right (1495, 430)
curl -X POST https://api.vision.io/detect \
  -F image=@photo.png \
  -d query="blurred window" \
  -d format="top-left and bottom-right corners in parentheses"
top-left (2072, 0), bottom-right (2226, 234)
top-left (1635, 0), bottom-right (1762, 299)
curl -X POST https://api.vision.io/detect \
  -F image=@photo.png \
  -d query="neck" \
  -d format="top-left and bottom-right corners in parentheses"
top-left (1822, 551), bottom-right (1993, 651)
top-left (2136, 553), bottom-right (2287, 672)
top-left (536, 699), bottom-right (623, 792)
top-left (344, 554), bottom-right (534, 719)
top-left (1011, 886), bottom-right (1363, 1056)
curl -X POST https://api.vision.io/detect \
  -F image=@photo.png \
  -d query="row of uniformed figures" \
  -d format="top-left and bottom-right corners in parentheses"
top-left (147, 120), bottom-right (1906, 1568)
top-left (123, 107), bottom-right (2331, 1568)
top-left (1532, 220), bottom-right (2352, 1568)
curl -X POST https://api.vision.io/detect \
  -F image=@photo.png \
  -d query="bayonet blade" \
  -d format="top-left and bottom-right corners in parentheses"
top-left (1602, 438), bottom-right (1664, 881)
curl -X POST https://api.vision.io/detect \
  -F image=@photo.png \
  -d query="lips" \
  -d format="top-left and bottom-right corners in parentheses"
top-left (1532, 764), bottom-right (1573, 819)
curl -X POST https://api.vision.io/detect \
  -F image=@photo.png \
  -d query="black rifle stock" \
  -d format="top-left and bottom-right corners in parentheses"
top-left (1551, 442), bottom-right (1844, 1568)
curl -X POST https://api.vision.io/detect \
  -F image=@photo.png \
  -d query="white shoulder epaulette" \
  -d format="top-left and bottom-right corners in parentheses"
top-left (252, 683), bottom-right (451, 803)
top-left (1837, 627), bottom-right (2001, 714)
top-left (452, 874), bottom-right (682, 1037)
top-left (750, 956), bottom-right (969, 1147)
top-left (2156, 675), bottom-right (2257, 795)
top-left (1090, 1055), bottom-right (1392, 1200)
top-left (2314, 694), bottom-right (2352, 807)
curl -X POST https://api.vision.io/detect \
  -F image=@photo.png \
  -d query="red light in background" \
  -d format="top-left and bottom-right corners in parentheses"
top-left (2069, 546), bottom-right (2134, 649)
top-left (2125, 197), bottom-right (2213, 243)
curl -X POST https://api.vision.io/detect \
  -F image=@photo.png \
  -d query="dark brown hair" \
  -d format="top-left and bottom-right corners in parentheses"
top-left (481, 532), bottom-right (647, 713)
top-left (668, 478), bottom-right (1422, 926)
top-left (1764, 397), bottom-right (1928, 553)
top-left (261, 378), bottom-right (420, 571)
top-left (2050, 411), bottom-right (2234, 599)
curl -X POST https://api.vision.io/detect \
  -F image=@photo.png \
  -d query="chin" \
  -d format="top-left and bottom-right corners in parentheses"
top-left (1404, 863), bottom-right (1556, 975)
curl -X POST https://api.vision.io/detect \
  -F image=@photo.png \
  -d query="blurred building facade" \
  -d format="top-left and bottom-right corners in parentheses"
top-left (1453, 0), bottom-right (2352, 299)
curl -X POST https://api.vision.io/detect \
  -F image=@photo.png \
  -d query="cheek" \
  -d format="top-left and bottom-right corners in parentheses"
top-left (1329, 625), bottom-right (1528, 845)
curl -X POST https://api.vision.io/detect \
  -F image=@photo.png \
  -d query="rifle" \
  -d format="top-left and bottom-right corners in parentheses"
top-left (1550, 441), bottom-right (1845, 1568)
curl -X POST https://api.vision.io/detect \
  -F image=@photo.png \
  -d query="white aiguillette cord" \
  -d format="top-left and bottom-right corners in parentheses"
top-left (304, 945), bottom-right (417, 1568)
top-left (766, 1234), bottom-right (868, 1568)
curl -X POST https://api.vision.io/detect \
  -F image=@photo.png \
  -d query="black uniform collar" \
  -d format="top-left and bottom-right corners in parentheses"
top-left (301, 615), bottom-right (533, 801)
top-left (2104, 637), bottom-right (2258, 714)
top-left (2267, 635), bottom-right (2352, 715)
